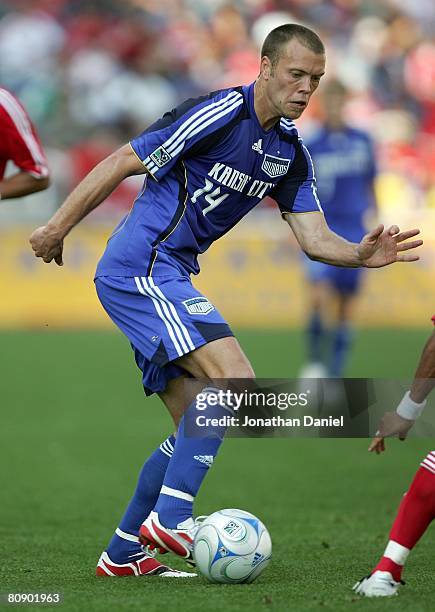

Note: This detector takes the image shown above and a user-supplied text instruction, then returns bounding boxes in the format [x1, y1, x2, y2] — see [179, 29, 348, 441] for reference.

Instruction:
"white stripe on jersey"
[280, 118, 296, 130]
[421, 451, 435, 474]
[0, 88, 49, 177]
[144, 91, 243, 174]
[422, 462, 435, 475]
[167, 97, 244, 161]
[134, 276, 184, 356]
[301, 143, 323, 212]
[147, 277, 196, 352]
[142, 277, 193, 353]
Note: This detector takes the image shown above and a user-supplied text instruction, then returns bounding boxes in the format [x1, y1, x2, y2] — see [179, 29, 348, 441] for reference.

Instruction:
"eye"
[290, 70, 303, 79]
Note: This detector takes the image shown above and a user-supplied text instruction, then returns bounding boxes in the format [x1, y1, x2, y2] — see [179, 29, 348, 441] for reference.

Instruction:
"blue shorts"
[303, 257, 364, 295]
[95, 275, 234, 395]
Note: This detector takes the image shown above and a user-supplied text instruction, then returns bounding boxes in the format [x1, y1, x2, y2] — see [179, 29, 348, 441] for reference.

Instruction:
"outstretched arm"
[369, 330, 435, 454]
[285, 211, 422, 268]
[29, 144, 145, 265]
[0, 172, 50, 199]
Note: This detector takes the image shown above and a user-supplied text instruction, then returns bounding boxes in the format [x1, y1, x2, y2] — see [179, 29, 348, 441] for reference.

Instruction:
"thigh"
[158, 374, 191, 429]
[95, 274, 234, 367]
[175, 336, 255, 379]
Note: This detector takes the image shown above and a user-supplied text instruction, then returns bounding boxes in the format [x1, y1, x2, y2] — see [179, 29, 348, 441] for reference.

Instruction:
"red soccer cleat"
[96, 551, 196, 577]
[139, 511, 206, 566]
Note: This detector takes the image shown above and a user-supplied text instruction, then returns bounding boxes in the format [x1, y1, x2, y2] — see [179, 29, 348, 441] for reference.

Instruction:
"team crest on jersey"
[261, 154, 291, 178]
[150, 145, 172, 167]
[183, 297, 215, 315]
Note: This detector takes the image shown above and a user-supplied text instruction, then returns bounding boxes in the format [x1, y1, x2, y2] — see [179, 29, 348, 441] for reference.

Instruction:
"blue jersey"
[96, 82, 322, 278]
[306, 126, 376, 241]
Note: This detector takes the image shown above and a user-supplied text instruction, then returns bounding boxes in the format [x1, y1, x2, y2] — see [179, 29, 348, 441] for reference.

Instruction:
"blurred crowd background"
[0, 0, 434, 219]
[0, 0, 433, 329]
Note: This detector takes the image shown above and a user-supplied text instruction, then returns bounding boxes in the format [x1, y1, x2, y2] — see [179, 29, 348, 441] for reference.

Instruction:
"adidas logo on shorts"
[193, 455, 214, 467]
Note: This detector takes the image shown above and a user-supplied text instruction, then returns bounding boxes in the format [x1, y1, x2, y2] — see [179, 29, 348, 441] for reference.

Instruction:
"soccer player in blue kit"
[30, 24, 422, 577]
[301, 79, 378, 378]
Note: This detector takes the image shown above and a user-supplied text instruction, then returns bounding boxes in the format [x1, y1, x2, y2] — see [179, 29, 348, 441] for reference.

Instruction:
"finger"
[395, 228, 420, 242]
[369, 437, 383, 452]
[42, 255, 53, 263]
[396, 239, 423, 252]
[388, 225, 400, 236]
[396, 254, 420, 262]
[366, 224, 384, 240]
[54, 254, 63, 266]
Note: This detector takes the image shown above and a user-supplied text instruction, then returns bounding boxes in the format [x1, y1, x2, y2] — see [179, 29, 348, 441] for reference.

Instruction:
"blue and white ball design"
[193, 509, 272, 584]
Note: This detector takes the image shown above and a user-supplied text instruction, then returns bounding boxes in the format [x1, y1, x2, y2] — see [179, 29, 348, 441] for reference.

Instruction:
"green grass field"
[1, 328, 434, 611]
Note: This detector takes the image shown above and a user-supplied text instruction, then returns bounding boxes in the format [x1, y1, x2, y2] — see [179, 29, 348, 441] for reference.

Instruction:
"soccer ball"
[193, 508, 272, 584]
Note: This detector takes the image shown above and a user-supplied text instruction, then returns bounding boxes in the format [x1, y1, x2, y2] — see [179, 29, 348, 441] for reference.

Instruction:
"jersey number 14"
[191, 179, 229, 216]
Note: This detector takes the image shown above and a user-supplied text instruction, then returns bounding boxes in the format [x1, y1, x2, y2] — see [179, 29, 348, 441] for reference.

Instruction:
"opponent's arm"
[0, 172, 50, 199]
[369, 331, 435, 453]
[30, 144, 145, 265]
[284, 210, 422, 268]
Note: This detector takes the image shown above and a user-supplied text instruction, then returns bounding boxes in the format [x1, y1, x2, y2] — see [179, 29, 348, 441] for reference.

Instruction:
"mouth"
[288, 101, 307, 109]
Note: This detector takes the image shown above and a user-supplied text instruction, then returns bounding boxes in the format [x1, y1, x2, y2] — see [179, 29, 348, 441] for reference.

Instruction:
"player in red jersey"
[0, 87, 50, 200]
[354, 315, 435, 596]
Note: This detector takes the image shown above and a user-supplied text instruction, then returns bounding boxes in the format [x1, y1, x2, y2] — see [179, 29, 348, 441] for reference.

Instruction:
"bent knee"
[209, 356, 255, 379]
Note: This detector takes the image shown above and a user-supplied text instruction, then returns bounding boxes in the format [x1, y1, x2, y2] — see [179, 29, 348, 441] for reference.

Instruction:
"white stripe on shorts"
[134, 276, 183, 356]
[146, 277, 196, 352]
[141, 277, 192, 354]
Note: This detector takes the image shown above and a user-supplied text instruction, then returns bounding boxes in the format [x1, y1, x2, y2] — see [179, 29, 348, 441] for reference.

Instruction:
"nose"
[298, 75, 312, 94]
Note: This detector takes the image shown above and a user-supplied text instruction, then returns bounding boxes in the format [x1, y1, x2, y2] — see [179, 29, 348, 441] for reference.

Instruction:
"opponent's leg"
[140, 337, 254, 562]
[354, 453, 435, 596]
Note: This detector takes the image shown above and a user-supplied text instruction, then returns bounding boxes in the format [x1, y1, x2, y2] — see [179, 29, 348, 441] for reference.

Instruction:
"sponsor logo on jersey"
[183, 297, 214, 315]
[193, 454, 214, 467]
[223, 520, 243, 538]
[251, 138, 263, 154]
[261, 154, 291, 178]
[150, 145, 172, 167]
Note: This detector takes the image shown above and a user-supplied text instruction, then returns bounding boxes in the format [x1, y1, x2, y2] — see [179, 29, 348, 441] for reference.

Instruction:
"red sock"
[373, 457, 435, 580]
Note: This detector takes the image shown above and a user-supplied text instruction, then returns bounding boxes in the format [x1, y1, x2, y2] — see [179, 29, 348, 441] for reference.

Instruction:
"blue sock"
[106, 434, 175, 563]
[330, 324, 353, 377]
[154, 394, 227, 528]
[307, 311, 325, 363]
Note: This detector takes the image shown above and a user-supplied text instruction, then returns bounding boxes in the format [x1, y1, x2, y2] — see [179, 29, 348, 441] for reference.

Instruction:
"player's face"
[263, 39, 325, 120]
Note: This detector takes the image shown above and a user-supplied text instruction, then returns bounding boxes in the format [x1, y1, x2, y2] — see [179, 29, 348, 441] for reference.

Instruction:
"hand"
[29, 225, 64, 266]
[357, 225, 422, 268]
[368, 411, 415, 454]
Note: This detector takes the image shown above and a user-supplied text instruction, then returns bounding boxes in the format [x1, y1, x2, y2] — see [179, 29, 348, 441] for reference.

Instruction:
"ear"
[260, 56, 272, 80]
